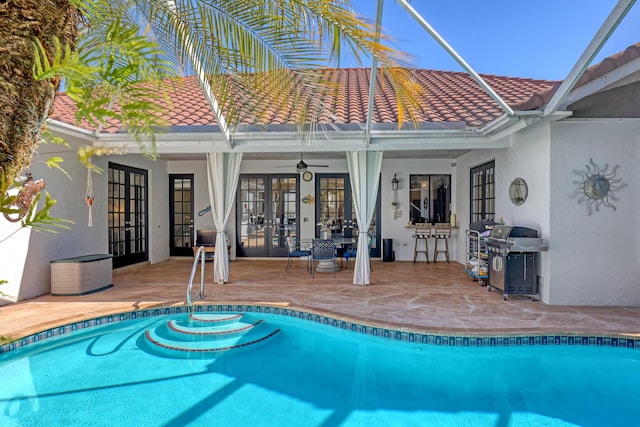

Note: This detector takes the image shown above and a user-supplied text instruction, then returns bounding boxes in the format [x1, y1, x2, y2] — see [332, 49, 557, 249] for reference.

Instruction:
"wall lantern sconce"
[391, 173, 399, 191]
[391, 173, 400, 215]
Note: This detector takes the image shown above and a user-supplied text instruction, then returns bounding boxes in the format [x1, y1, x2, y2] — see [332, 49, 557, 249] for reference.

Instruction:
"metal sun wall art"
[572, 158, 627, 215]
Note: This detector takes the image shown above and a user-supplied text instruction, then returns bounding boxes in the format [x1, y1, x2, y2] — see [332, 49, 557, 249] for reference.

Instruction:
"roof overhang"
[543, 0, 637, 115]
[559, 55, 640, 110]
[44, 1, 636, 161]
[46, 109, 569, 160]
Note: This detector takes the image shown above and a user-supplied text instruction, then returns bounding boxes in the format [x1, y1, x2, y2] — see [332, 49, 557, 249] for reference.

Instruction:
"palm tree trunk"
[0, 0, 79, 183]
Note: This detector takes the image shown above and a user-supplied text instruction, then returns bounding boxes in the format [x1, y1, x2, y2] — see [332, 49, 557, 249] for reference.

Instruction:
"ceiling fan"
[276, 153, 329, 172]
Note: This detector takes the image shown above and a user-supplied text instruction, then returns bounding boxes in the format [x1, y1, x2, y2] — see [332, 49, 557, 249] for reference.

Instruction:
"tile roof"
[575, 42, 640, 88]
[49, 42, 640, 135]
[49, 68, 559, 134]
[512, 42, 640, 111]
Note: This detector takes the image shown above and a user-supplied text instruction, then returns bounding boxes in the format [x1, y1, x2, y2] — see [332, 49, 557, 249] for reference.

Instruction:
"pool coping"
[2, 303, 639, 356]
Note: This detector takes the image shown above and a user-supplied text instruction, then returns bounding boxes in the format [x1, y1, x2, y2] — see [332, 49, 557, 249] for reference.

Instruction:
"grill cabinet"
[485, 226, 546, 300]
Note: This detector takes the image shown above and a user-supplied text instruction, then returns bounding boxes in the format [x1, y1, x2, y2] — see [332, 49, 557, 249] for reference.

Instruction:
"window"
[409, 174, 451, 224]
[470, 161, 495, 222]
[316, 173, 381, 257]
[317, 175, 347, 234]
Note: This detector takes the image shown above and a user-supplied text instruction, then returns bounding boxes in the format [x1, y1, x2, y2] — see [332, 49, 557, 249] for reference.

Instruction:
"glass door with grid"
[316, 174, 381, 257]
[236, 174, 298, 257]
[108, 163, 148, 268]
[169, 174, 194, 256]
[470, 161, 495, 223]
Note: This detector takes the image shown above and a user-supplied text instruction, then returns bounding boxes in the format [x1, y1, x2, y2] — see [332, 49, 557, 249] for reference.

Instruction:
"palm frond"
[21, 192, 73, 233]
[134, 0, 424, 133]
[64, 7, 177, 154]
[64, 0, 424, 149]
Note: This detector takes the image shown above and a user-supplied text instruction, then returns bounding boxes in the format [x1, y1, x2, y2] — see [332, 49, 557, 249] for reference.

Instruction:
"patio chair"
[344, 234, 373, 272]
[311, 239, 337, 278]
[285, 236, 311, 272]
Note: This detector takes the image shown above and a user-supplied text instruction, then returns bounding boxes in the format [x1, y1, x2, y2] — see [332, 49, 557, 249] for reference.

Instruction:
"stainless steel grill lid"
[487, 226, 546, 252]
[489, 226, 537, 240]
[507, 237, 547, 252]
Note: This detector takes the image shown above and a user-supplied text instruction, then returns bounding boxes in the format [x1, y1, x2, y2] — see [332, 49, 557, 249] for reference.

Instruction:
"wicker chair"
[311, 239, 337, 278]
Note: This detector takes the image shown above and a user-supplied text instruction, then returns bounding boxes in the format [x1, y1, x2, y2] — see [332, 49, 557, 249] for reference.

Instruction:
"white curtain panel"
[346, 151, 383, 285]
[206, 152, 243, 284]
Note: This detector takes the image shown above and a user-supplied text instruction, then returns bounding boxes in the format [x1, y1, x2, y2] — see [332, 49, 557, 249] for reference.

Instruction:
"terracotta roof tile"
[51, 43, 640, 133]
[511, 43, 640, 111]
[50, 67, 561, 133]
[575, 42, 640, 88]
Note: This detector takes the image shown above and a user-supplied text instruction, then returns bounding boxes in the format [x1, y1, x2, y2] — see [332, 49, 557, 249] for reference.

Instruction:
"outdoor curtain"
[206, 152, 243, 284]
[346, 151, 383, 285]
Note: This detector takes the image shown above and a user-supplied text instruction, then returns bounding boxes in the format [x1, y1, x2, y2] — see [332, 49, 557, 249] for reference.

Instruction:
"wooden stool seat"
[433, 225, 451, 263]
[412, 224, 431, 263]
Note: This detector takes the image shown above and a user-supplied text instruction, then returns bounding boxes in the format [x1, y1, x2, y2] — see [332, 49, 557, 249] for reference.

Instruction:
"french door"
[108, 163, 148, 268]
[236, 174, 299, 257]
[169, 174, 194, 256]
[316, 173, 381, 257]
[470, 161, 495, 223]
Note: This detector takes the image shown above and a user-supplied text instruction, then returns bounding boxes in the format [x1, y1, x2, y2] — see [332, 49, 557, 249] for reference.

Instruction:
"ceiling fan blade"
[274, 154, 327, 171]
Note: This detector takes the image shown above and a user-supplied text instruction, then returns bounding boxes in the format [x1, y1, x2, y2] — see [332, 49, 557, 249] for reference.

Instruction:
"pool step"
[142, 313, 279, 358]
[188, 313, 242, 325]
[166, 319, 264, 340]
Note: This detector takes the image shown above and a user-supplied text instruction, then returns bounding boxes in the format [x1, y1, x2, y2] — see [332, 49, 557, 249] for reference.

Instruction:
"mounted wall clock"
[302, 171, 313, 182]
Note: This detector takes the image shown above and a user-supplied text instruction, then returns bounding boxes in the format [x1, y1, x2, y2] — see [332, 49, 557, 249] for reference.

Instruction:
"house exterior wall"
[0, 140, 169, 305]
[1, 137, 101, 305]
[380, 159, 458, 261]
[549, 119, 640, 306]
[168, 157, 459, 261]
[455, 121, 552, 302]
[453, 117, 640, 306]
[105, 153, 170, 265]
[5, 118, 638, 307]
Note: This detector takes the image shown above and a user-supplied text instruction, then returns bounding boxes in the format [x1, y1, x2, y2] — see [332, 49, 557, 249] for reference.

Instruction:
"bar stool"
[413, 223, 431, 263]
[433, 224, 451, 263]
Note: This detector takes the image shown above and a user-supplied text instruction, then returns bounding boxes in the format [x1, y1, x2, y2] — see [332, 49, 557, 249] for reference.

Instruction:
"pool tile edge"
[2, 304, 639, 356]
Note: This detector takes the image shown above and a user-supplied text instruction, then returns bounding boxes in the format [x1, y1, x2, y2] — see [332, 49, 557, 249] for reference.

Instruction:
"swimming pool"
[1, 305, 639, 426]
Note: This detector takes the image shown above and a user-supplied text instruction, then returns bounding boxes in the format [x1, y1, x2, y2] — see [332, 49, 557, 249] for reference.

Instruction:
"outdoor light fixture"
[391, 173, 400, 215]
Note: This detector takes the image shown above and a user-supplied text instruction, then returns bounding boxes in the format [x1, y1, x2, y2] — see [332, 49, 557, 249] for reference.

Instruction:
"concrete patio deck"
[2, 258, 640, 342]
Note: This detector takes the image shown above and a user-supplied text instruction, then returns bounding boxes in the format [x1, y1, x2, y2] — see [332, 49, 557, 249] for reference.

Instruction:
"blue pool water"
[1, 310, 639, 426]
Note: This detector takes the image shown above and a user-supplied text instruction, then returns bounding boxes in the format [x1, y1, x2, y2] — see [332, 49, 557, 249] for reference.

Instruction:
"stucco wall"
[4, 118, 638, 307]
[455, 121, 552, 302]
[454, 118, 640, 306]
[380, 160, 458, 261]
[0, 137, 103, 304]
[168, 157, 459, 262]
[549, 119, 640, 306]
[105, 154, 170, 264]
[0, 140, 169, 305]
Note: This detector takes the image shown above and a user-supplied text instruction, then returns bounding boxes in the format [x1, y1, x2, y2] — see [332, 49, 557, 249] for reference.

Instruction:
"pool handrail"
[187, 246, 207, 307]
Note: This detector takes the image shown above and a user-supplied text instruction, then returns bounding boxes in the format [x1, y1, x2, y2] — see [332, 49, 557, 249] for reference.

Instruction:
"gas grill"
[485, 226, 547, 300]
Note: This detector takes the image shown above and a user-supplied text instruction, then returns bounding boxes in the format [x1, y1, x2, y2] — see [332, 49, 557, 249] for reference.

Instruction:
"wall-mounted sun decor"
[572, 158, 627, 215]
